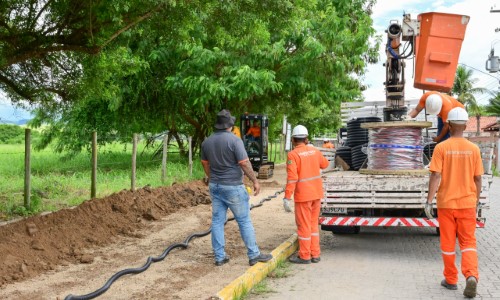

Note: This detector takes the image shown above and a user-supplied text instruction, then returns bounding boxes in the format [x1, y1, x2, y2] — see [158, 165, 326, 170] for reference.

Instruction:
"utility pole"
[492, 5, 500, 32]
[486, 7, 500, 73]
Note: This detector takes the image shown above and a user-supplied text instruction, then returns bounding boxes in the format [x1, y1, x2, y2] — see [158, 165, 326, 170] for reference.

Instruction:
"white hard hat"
[425, 94, 443, 115]
[292, 125, 308, 138]
[447, 107, 469, 124]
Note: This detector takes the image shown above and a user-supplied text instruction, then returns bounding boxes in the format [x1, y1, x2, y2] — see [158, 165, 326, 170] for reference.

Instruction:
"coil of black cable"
[335, 146, 352, 168]
[423, 142, 437, 163]
[351, 144, 367, 171]
[346, 117, 381, 148]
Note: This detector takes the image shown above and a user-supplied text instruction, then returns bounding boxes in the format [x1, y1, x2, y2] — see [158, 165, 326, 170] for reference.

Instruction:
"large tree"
[452, 65, 487, 135]
[25, 0, 380, 153]
[0, 0, 176, 104]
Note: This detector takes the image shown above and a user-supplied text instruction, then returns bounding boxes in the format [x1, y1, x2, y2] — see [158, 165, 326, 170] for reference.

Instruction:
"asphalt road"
[252, 177, 500, 300]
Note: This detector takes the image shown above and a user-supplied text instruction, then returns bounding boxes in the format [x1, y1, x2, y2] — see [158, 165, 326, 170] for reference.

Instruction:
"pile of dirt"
[0, 181, 211, 287]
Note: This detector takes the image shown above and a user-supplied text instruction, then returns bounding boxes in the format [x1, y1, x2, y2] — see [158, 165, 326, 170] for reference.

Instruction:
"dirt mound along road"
[0, 164, 294, 299]
[0, 181, 211, 287]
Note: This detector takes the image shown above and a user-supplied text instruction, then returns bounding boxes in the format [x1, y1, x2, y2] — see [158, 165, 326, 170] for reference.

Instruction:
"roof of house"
[464, 116, 498, 133]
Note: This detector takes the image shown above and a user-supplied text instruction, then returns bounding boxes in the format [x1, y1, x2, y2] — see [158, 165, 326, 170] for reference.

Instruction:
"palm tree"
[486, 92, 500, 116]
[452, 65, 488, 136]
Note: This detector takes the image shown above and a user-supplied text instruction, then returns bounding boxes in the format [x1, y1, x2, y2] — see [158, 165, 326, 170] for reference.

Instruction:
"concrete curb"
[215, 234, 298, 300]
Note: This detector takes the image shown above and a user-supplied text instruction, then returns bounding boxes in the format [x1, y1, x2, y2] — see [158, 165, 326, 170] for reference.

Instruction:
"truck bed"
[320, 170, 492, 228]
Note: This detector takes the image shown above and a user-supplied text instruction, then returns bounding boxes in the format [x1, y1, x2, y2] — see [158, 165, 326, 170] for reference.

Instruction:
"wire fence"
[1, 130, 197, 211]
[1, 129, 288, 214]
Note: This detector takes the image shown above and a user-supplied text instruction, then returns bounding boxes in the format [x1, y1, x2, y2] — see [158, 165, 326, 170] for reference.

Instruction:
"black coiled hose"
[64, 189, 284, 300]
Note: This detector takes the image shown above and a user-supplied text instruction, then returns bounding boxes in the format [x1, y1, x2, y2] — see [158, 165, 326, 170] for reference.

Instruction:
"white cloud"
[363, 0, 500, 105]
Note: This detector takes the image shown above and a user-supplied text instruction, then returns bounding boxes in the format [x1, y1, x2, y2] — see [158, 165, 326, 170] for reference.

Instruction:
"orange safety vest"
[285, 144, 329, 202]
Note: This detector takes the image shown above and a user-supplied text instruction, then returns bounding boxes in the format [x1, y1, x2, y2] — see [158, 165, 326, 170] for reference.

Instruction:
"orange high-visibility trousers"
[438, 208, 478, 284]
[295, 199, 321, 260]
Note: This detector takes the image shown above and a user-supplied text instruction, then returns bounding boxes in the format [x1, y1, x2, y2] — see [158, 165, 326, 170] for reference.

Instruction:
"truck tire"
[321, 225, 361, 234]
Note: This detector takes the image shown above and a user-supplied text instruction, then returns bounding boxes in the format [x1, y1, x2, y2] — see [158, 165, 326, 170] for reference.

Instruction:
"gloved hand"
[402, 114, 413, 121]
[283, 198, 292, 213]
[424, 202, 435, 219]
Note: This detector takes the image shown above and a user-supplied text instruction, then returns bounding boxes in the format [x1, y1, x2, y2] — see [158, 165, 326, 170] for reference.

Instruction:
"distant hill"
[0, 118, 31, 125]
[15, 119, 31, 125]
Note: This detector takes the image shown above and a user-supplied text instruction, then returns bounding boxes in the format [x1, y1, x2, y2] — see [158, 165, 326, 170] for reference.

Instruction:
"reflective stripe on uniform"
[287, 180, 298, 184]
[311, 232, 319, 236]
[461, 248, 477, 253]
[298, 235, 311, 241]
[441, 250, 456, 255]
[297, 175, 322, 183]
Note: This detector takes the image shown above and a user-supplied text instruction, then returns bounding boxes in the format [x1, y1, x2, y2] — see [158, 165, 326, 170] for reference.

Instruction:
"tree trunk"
[476, 115, 480, 136]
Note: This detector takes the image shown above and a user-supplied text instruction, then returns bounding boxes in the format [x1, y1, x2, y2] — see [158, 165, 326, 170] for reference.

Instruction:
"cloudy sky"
[363, 0, 500, 105]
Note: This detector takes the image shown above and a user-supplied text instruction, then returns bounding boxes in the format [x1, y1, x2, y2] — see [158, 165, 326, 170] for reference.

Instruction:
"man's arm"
[239, 160, 260, 196]
[474, 175, 482, 204]
[408, 104, 424, 118]
[427, 171, 441, 203]
[433, 123, 449, 142]
[201, 160, 210, 185]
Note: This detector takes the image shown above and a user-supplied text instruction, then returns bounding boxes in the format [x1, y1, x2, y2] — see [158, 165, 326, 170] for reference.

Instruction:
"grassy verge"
[0, 142, 204, 219]
[0, 141, 285, 220]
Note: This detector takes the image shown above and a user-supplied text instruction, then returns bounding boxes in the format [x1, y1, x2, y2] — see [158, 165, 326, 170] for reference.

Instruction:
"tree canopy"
[2, 0, 380, 153]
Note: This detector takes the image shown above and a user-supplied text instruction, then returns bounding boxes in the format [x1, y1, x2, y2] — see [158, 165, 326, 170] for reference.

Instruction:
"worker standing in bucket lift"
[406, 91, 464, 143]
[283, 125, 329, 264]
[425, 107, 483, 298]
[201, 109, 272, 267]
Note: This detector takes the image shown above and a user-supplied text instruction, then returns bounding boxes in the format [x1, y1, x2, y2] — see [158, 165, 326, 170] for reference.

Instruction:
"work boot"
[311, 257, 321, 263]
[249, 253, 273, 266]
[440, 279, 457, 290]
[289, 256, 311, 264]
[463, 276, 478, 298]
[215, 256, 230, 266]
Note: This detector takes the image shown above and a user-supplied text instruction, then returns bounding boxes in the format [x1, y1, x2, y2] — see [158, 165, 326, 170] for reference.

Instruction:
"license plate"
[326, 207, 347, 214]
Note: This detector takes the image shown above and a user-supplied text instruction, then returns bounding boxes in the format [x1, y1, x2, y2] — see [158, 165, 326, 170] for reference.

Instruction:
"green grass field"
[0, 141, 286, 220]
[0, 141, 206, 219]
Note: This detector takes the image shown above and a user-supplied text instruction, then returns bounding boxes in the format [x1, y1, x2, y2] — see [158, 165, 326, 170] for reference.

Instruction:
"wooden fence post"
[91, 131, 97, 198]
[162, 134, 168, 184]
[188, 136, 193, 176]
[131, 133, 138, 191]
[24, 128, 31, 210]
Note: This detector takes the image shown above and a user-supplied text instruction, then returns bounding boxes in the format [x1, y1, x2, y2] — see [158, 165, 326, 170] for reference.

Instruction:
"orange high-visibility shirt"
[429, 137, 484, 209]
[418, 91, 464, 122]
[285, 144, 329, 202]
[323, 142, 334, 149]
[246, 126, 261, 138]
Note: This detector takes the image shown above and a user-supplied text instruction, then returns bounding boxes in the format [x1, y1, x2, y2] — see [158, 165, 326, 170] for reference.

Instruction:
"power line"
[459, 62, 500, 81]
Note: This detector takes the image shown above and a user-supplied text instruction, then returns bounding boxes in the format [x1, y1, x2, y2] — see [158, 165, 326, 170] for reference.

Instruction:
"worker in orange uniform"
[323, 139, 334, 149]
[284, 125, 329, 264]
[425, 107, 483, 298]
[245, 120, 261, 141]
[407, 91, 465, 142]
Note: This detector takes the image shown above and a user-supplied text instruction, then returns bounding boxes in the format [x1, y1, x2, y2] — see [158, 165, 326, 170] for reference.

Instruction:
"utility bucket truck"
[319, 12, 493, 234]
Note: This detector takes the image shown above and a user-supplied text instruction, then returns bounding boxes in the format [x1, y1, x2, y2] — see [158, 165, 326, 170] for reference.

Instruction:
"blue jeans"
[437, 116, 450, 142]
[209, 183, 260, 262]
